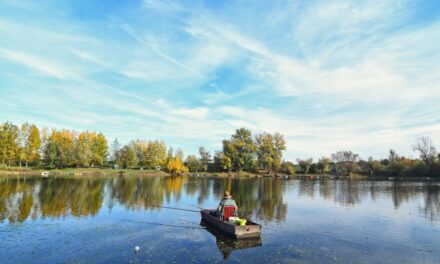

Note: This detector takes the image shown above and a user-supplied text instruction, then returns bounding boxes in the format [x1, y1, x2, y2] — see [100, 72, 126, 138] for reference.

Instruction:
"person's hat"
[223, 191, 232, 198]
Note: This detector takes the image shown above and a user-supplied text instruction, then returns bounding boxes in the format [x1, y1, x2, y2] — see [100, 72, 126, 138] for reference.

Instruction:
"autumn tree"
[167, 156, 188, 175]
[74, 131, 108, 167]
[17, 124, 41, 167]
[128, 139, 167, 169]
[44, 129, 76, 168]
[0, 122, 19, 166]
[16, 123, 41, 167]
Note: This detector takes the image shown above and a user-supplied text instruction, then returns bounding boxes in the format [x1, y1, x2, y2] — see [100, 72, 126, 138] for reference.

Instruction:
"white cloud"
[0, 48, 73, 79]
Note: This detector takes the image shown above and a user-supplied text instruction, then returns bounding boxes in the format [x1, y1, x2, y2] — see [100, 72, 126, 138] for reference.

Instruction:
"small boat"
[41, 171, 50, 177]
[200, 209, 261, 239]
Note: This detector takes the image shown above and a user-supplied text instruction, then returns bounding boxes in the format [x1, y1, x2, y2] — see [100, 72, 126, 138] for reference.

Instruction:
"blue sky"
[0, 0, 439, 160]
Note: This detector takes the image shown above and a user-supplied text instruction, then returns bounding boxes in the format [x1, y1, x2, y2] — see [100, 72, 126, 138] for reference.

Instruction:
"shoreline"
[0, 168, 437, 181]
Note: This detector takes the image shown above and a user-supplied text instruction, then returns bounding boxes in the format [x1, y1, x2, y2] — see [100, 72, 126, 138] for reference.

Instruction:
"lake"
[1, 175, 439, 263]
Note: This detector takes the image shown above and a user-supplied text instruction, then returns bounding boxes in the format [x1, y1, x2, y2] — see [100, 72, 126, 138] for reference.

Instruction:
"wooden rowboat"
[200, 209, 262, 239]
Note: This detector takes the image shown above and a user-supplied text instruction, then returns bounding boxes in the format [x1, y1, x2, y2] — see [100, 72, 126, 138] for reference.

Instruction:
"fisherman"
[217, 191, 238, 218]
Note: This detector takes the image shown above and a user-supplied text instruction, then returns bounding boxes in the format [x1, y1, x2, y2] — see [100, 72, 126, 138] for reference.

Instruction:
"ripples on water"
[0, 175, 439, 263]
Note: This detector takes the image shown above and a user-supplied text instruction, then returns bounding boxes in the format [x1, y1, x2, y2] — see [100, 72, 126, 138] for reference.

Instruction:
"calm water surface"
[1, 175, 439, 263]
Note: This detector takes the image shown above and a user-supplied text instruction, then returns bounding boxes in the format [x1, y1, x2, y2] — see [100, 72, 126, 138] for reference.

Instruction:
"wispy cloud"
[0, 48, 73, 79]
[0, 0, 439, 160]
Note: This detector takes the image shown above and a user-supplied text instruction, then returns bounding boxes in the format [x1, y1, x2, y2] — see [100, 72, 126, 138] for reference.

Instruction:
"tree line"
[1, 121, 439, 177]
[293, 137, 440, 178]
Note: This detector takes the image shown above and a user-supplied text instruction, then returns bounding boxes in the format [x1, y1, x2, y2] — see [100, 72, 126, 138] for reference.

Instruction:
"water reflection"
[201, 220, 262, 260]
[1, 176, 440, 224]
[421, 184, 440, 222]
[0, 177, 103, 223]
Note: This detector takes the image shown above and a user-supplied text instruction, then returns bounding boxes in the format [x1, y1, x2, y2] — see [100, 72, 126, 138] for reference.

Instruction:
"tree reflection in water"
[0, 176, 439, 224]
[0, 176, 104, 223]
[421, 184, 440, 223]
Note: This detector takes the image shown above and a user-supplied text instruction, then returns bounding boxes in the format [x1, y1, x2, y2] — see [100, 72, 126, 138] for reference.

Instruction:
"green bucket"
[238, 219, 247, 226]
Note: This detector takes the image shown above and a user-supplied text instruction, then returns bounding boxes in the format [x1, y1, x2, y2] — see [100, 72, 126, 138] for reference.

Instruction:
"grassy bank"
[0, 167, 436, 180]
[0, 167, 168, 177]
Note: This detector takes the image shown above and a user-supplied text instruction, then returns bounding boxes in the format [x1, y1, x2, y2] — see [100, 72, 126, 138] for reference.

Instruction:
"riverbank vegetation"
[1, 121, 440, 178]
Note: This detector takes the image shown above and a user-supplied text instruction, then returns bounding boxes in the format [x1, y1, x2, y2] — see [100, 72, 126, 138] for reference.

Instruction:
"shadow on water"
[200, 219, 262, 260]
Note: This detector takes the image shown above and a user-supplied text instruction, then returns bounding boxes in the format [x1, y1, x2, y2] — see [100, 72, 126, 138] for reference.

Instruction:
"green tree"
[317, 157, 332, 174]
[198, 146, 211, 172]
[255, 132, 286, 174]
[222, 128, 257, 174]
[212, 151, 224, 171]
[91, 133, 108, 166]
[116, 145, 138, 169]
[145, 140, 167, 169]
[281, 161, 296, 175]
[75, 131, 94, 167]
[297, 158, 313, 174]
[365, 157, 383, 176]
[185, 155, 201, 173]
[219, 150, 233, 174]
[331, 151, 359, 176]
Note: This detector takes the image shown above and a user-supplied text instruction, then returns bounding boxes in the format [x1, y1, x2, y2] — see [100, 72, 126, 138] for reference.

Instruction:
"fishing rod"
[144, 204, 200, 213]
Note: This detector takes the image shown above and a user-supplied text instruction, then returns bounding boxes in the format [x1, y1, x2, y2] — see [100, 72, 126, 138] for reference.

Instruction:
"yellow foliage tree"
[167, 157, 188, 175]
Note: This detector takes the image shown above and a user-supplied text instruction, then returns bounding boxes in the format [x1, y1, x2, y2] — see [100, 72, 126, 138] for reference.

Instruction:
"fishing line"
[116, 218, 206, 230]
[183, 203, 204, 209]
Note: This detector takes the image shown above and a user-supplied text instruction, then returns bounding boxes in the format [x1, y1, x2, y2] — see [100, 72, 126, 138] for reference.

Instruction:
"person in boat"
[217, 191, 238, 219]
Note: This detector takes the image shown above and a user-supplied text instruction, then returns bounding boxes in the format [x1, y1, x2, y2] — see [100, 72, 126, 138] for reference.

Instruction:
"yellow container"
[238, 219, 247, 226]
